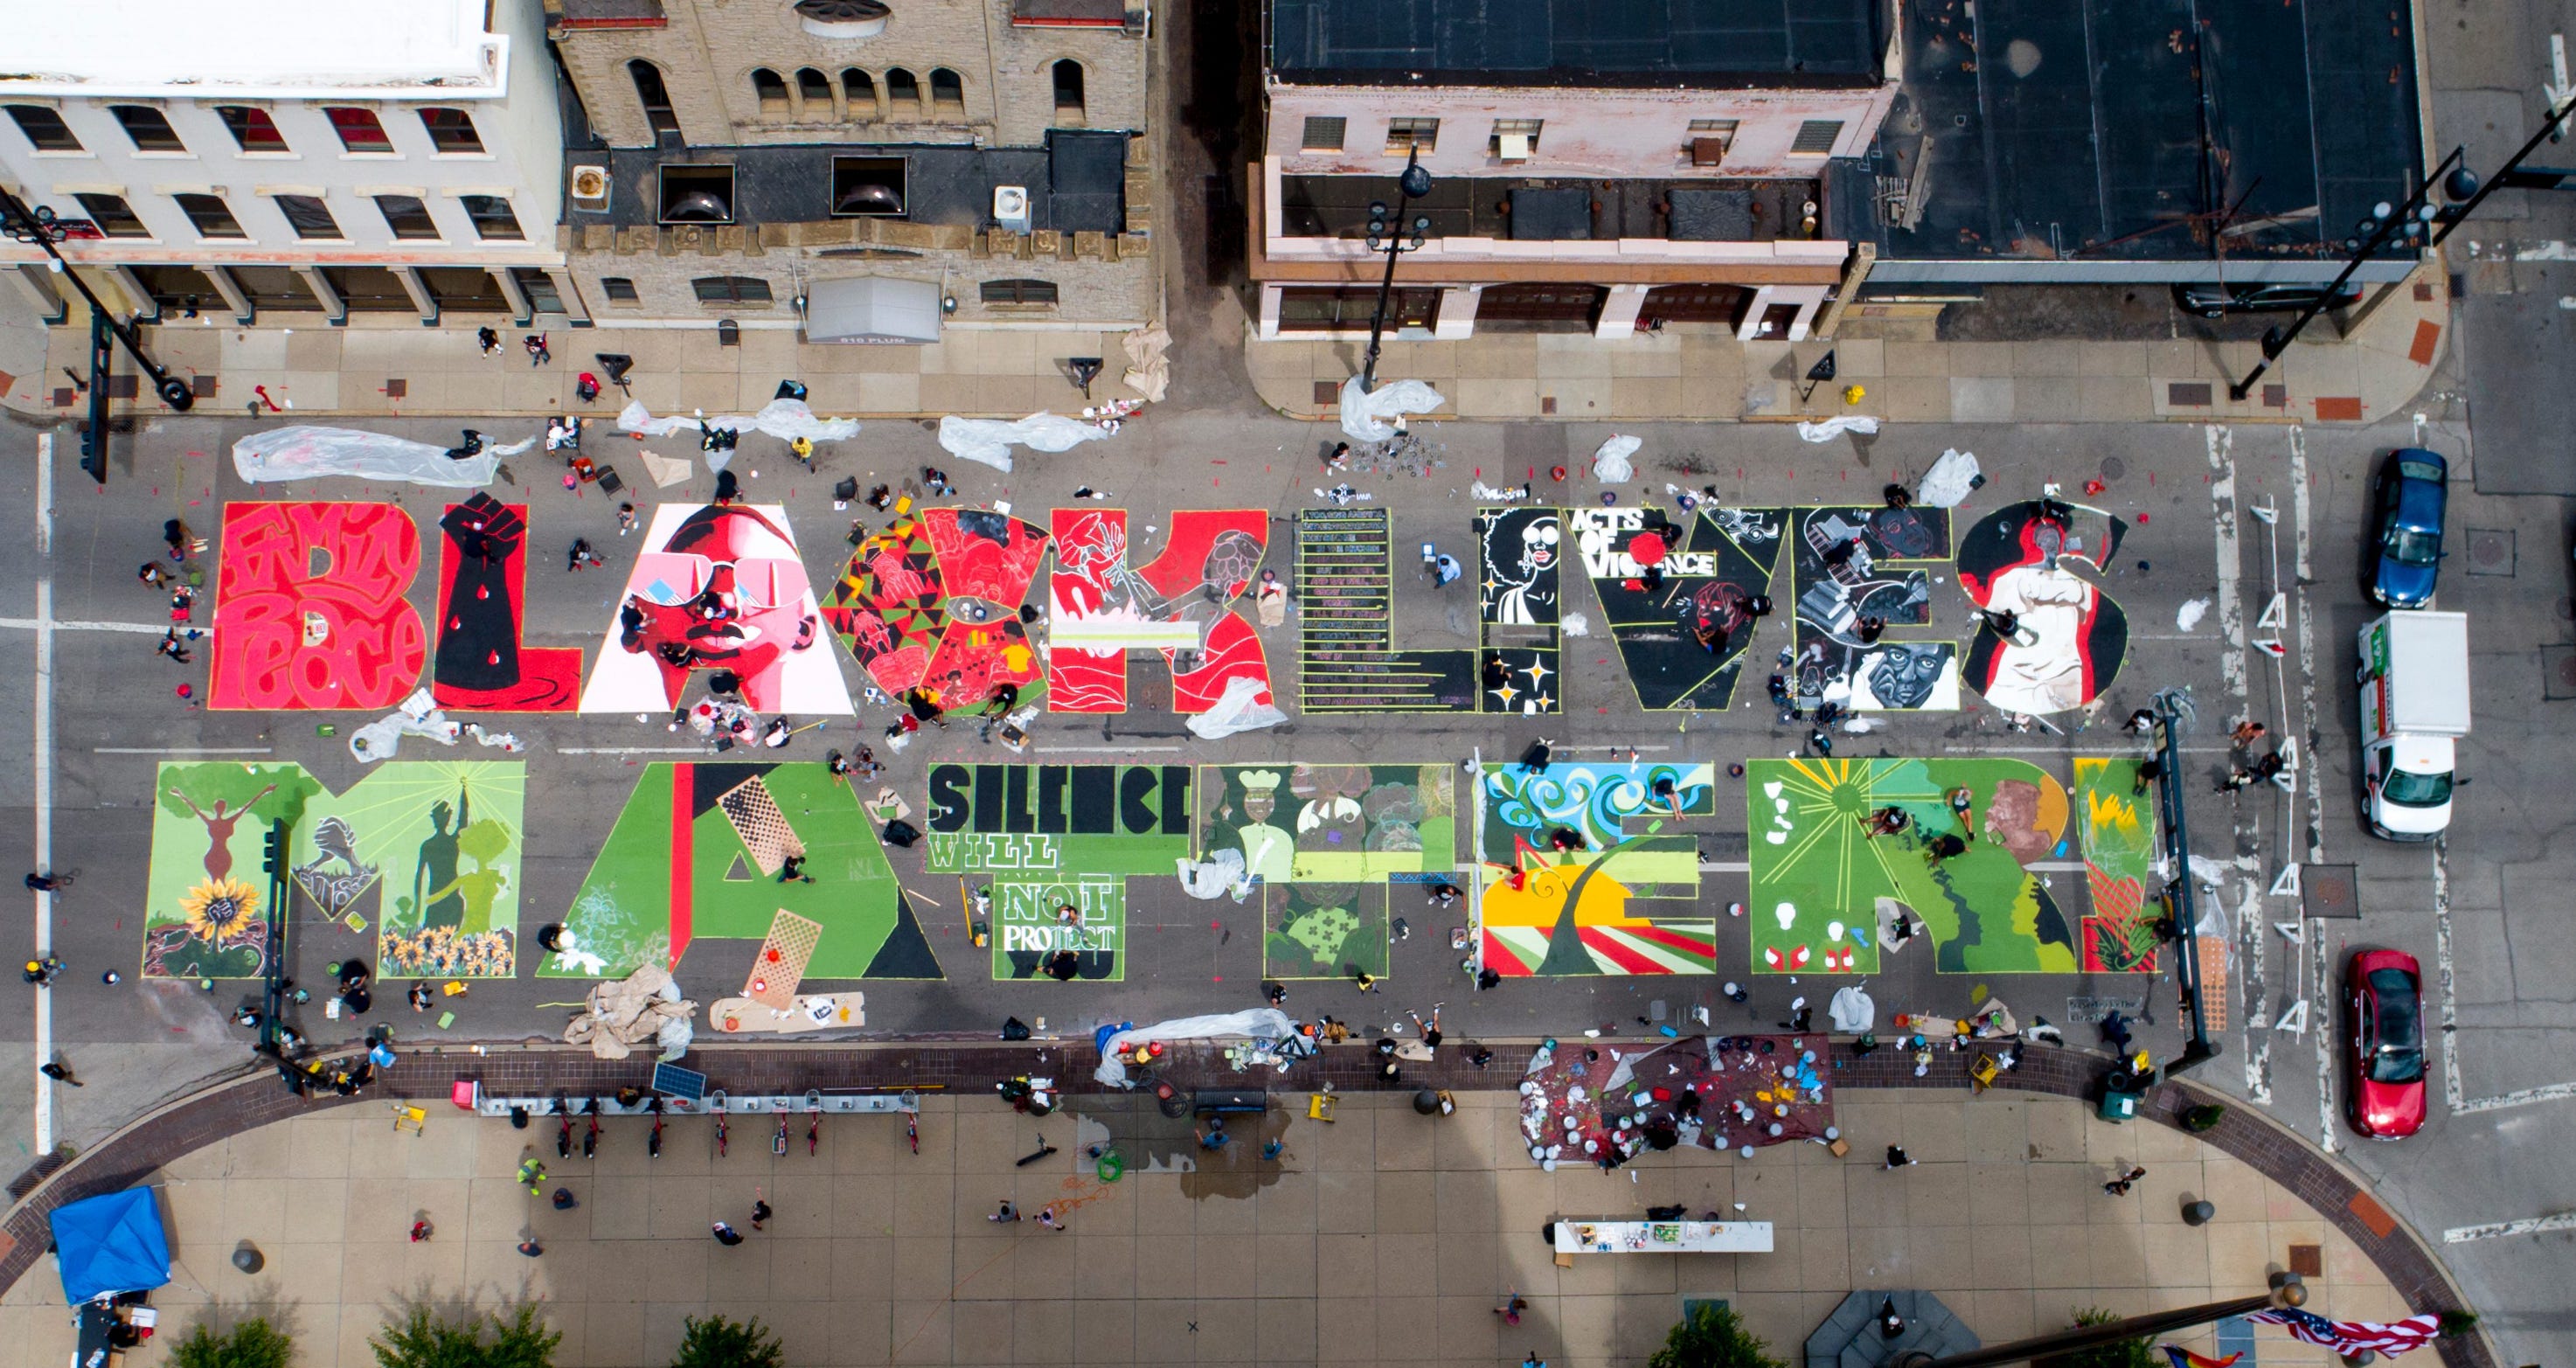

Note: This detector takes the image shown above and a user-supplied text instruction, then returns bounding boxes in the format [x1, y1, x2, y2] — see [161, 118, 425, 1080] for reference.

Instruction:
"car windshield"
[2398, 459, 2444, 482]
[2368, 968, 2423, 1082]
[2380, 767, 2453, 808]
[2385, 526, 2441, 566]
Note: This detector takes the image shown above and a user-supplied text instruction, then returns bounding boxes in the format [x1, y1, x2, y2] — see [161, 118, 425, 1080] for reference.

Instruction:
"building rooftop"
[0, 0, 509, 99]
[1843, 0, 2423, 269]
[1266, 0, 1885, 87]
[576, 132, 1129, 234]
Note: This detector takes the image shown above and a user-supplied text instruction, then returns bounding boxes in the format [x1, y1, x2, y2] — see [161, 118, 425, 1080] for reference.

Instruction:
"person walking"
[1496, 1292, 1528, 1326]
[1882, 1144, 1915, 1170]
[989, 1200, 1021, 1224]
[1409, 1005, 1443, 1049]
[1036, 1205, 1065, 1231]
[751, 1192, 773, 1230]
[23, 871, 64, 892]
[524, 332, 552, 366]
[477, 327, 501, 357]
[2231, 720, 2267, 748]
[2102, 1164, 2146, 1197]
[712, 1220, 745, 1246]
[517, 1239, 544, 1257]
[156, 630, 191, 664]
[517, 1157, 547, 1193]
[40, 1060, 81, 1087]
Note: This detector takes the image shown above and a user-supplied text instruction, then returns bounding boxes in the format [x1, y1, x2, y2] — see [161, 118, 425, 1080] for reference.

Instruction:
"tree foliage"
[2043, 1308, 2156, 1368]
[169, 1317, 294, 1368]
[1648, 1302, 1788, 1368]
[672, 1314, 786, 1368]
[371, 1302, 559, 1368]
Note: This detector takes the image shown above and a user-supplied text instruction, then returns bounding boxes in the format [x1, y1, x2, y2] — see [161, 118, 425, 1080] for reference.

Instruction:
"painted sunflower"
[178, 877, 262, 945]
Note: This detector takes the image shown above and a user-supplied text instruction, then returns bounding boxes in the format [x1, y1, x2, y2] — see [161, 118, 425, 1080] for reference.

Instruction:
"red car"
[2344, 948, 2427, 1139]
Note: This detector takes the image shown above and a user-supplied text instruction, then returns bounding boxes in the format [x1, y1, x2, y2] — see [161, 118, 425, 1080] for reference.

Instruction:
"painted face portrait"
[623, 504, 819, 708]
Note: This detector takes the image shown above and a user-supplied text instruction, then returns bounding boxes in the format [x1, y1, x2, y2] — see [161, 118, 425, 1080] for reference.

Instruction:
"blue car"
[2368, 449, 2447, 608]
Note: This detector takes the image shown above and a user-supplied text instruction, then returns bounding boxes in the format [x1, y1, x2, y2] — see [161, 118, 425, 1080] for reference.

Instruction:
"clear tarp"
[233, 426, 536, 487]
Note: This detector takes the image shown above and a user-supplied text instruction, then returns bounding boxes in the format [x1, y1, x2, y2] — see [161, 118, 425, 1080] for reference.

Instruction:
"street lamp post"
[1357, 149, 1433, 395]
[0, 186, 197, 416]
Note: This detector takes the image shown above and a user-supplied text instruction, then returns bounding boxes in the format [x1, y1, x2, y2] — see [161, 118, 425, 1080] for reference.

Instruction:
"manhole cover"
[2551, 646, 2576, 700]
[2303, 865, 2359, 920]
[2466, 528, 2515, 576]
[2099, 455, 2127, 481]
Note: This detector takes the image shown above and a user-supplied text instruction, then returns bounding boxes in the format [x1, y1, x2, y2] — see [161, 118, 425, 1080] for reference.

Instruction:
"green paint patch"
[2073, 758, 2161, 974]
[1746, 757, 2080, 975]
[1264, 883, 1390, 980]
[991, 876, 1124, 981]
[1198, 764, 1452, 983]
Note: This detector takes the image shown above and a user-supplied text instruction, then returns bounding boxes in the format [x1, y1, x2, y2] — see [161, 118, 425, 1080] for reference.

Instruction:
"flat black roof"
[573, 131, 1128, 234]
[1267, 0, 1884, 87]
[1843, 0, 2423, 265]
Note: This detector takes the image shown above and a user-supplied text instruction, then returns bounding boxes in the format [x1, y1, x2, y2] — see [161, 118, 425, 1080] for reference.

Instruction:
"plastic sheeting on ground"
[935, 412, 1112, 471]
[349, 688, 462, 763]
[1795, 415, 1880, 443]
[564, 962, 698, 1060]
[1829, 984, 1876, 1034]
[1121, 324, 1171, 403]
[1174, 848, 1255, 901]
[233, 426, 535, 488]
[1918, 448, 1982, 508]
[1592, 434, 1641, 483]
[1185, 674, 1288, 740]
[614, 398, 859, 445]
[1094, 1008, 1298, 1087]
[1338, 376, 1447, 444]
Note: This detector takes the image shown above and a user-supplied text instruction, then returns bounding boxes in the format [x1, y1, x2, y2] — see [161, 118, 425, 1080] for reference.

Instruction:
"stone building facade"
[546, 0, 1155, 331]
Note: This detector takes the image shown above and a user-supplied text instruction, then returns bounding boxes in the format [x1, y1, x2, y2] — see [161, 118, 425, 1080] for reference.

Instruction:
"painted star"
[1532, 691, 1554, 710]
[1490, 681, 1521, 705]
[1523, 657, 1551, 687]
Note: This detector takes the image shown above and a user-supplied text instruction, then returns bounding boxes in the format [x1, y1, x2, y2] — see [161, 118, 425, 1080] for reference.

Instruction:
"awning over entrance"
[802, 274, 942, 344]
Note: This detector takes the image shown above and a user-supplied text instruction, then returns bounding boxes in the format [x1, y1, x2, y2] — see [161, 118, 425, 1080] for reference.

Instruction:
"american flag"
[2249, 1308, 2443, 1357]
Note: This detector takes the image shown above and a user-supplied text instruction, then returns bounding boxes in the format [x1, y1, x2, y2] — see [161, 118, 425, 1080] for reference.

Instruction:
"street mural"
[1746, 756, 2088, 976]
[432, 495, 582, 712]
[1477, 760, 1718, 976]
[1788, 504, 1960, 712]
[924, 762, 1194, 980]
[1296, 507, 1560, 713]
[1197, 763, 1456, 979]
[1046, 508, 1271, 713]
[210, 502, 427, 711]
[550, 762, 936, 982]
[2073, 758, 2162, 973]
[1570, 505, 1785, 711]
[823, 505, 1051, 710]
[144, 760, 524, 979]
[1955, 499, 2130, 714]
[579, 503, 853, 716]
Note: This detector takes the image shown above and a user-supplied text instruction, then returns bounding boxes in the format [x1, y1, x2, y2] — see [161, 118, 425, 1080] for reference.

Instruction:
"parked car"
[2343, 948, 2427, 1139]
[2367, 448, 2448, 608]
[2171, 281, 2365, 318]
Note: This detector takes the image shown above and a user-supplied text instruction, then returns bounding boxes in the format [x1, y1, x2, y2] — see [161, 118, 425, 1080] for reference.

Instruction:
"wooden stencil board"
[711, 991, 866, 1034]
[744, 908, 824, 1009]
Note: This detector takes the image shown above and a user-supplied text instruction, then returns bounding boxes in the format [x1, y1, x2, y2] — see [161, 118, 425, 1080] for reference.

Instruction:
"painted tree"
[370, 1303, 558, 1368]
[169, 1317, 293, 1368]
[671, 1315, 785, 1368]
[157, 762, 323, 880]
[1647, 1303, 1788, 1368]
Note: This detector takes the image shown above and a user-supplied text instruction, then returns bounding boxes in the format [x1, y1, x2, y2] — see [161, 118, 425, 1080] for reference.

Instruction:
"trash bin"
[2098, 1070, 2145, 1122]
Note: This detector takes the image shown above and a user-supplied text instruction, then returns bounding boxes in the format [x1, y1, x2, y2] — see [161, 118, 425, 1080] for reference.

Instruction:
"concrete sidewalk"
[0, 319, 1135, 425]
[1247, 277, 2452, 428]
[0, 1088, 2417, 1368]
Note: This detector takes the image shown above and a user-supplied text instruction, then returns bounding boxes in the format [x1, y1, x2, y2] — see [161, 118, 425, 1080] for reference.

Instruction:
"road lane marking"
[2210, 426, 2272, 1105]
[0, 617, 197, 635]
[2431, 840, 2576, 1115]
[2443, 1212, 2576, 1242]
[93, 746, 274, 755]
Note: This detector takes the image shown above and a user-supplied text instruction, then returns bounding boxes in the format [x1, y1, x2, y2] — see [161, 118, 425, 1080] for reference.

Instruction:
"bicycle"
[807, 1103, 821, 1157]
[714, 1105, 729, 1159]
[906, 1110, 918, 1156]
[554, 1097, 572, 1160]
[771, 1108, 789, 1157]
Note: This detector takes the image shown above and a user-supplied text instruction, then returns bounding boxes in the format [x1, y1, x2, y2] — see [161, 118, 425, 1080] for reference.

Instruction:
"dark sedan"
[2367, 448, 2447, 608]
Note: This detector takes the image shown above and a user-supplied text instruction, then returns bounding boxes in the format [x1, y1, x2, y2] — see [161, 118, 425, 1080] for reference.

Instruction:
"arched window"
[629, 60, 681, 140]
[751, 68, 790, 119]
[929, 67, 965, 119]
[1052, 59, 1086, 126]
[795, 67, 834, 118]
[884, 68, 920, 118]
[841, 68, 878, 120]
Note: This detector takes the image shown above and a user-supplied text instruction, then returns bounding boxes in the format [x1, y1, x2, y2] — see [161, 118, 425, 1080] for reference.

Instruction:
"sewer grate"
[2466, 528, 2514, 576]
[2099, 455, 2127, 481]
[2167, 382, 2212, 406]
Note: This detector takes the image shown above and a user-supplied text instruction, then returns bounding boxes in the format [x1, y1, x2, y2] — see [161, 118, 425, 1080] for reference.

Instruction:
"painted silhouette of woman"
[171, 783, 276, 880]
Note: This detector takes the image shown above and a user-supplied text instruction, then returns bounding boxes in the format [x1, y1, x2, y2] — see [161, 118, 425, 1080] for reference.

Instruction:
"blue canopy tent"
[48, 1189, 170, 1304]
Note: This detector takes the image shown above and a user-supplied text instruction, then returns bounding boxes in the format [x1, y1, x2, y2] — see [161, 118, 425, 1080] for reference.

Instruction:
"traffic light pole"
[80, 309, 111, 484]
[258, 820, 290, 1060]
[0, 185, 195, 427]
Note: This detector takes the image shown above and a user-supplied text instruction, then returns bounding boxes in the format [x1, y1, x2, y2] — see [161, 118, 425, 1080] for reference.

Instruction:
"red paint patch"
[669, 763, 694, 968]
[209, 501, 425, 710]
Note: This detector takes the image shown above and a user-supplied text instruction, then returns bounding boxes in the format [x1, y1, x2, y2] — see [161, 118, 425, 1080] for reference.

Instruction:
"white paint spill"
[2176, 598, 2210, 632]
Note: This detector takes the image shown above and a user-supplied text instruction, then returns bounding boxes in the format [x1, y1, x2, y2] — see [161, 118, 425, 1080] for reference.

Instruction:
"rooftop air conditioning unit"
[992, 184, 1031, 233]
[1497, 133, 1531, 162]
[570, 164, 611, 212]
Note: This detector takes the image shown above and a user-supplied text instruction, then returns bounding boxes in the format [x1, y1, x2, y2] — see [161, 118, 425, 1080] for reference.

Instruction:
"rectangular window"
[601, 276, 642, 303]
[691, 275, 772, 304]
[274, 193, 344, 240]
[1789, 119, 1844, 156]
[111, 105, 185, 153]
[1489, 118, 1543, 159]
[1687, 118, 1739, 166]
[7, 105, 83, 152]
[216, 106, 289, 153]
[461, 194, 524, 241]
[374, 194, 441, 240]
[511, 267, 566, 315]
[1385, 117, 1439, 154]
[419, 108, 484, 155]
[659, 164, 736, 224]
[326, 107, 394, 154]
[173, 192, 246, 239]
[73, 193, 149, 239]
[979, 277, 1059, 306]
[1299, 116, 1346, 153]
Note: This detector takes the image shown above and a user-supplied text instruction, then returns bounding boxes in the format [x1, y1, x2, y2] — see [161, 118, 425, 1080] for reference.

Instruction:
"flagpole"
[1895, 1279, 2304, 1368]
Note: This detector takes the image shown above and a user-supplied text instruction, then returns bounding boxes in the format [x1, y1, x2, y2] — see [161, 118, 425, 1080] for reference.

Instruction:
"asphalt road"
[0, 391, 2567, 1361]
